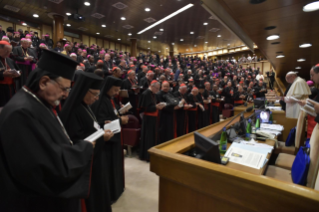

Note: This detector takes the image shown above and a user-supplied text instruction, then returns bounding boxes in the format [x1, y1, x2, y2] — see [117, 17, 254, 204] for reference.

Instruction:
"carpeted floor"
[112, 153, 159, 212]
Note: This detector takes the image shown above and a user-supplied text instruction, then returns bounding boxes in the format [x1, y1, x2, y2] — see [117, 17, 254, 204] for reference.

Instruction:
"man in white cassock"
[284, 71, 311, 118]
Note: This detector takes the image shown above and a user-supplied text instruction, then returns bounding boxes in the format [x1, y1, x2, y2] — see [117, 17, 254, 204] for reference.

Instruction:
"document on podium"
[225, 145, 267, 169]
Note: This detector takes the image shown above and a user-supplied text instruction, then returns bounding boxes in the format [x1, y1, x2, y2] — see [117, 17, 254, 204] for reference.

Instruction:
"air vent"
[144, 17, 156, 23]
[91, 13, 105, 19]
[197, 36, 205, 39]
[122, 25, 134, 29]
[4, 5, 20, 12]
[78, 27, 88, 31]
[48, 0, 64, 4]
[154, 32, 163, 35]
[209, 28, 220, 32]
[112, 2, 128, 10]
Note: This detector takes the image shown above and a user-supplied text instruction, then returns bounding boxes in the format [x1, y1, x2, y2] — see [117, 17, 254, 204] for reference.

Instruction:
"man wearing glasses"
[0, 49, 96, 212]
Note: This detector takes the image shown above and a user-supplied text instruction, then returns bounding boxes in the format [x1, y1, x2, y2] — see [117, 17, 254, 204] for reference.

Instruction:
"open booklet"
[118, 102, 132, 114]
[104, 119, 121, 134]
[301, 98, 317, 117]
[84, 129, 105, 143]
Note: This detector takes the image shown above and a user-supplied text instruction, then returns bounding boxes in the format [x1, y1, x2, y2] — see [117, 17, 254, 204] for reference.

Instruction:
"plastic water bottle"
[255, 115, 260, 129]
[220, 128, 228, 154]
[246, 119, 252, 139]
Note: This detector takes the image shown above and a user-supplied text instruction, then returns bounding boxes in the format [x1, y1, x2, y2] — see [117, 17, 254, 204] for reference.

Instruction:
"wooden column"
[130, 38, 137, 57]
[53, 15, 64, 45]
[169, 44, 174, 57]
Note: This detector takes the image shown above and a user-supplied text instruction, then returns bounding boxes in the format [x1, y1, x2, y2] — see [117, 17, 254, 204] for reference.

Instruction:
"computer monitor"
[194, 132, 221, 164]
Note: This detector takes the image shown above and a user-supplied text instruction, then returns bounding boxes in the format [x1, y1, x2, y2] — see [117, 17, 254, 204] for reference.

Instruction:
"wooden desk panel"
[149, 115, 319, 212]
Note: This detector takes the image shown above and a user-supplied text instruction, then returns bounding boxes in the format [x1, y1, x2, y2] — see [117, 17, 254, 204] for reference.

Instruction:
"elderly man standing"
[284, 71, 310, 118]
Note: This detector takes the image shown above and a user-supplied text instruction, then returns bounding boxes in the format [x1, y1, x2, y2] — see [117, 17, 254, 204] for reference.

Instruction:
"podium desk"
[149, 115, 319, 212]
[233, 104, 299, 141]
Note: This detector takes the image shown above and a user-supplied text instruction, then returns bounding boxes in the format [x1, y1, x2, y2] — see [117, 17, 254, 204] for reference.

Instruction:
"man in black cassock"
[13, 38, 37, 89]
[61, 72, 114, 212]
[139, 70, 154, 90]
[139, 80, 165, 161]
[0, 49, 95, 212]
[91, 76, 129, 202]
[157, 81, 175, 143]
[121, 70, 140, 115]
[0, 41, 20, 107]
[254, 80, 267, 98]
[233, 85, 247, 106]
[40, 34, 54, 49]
[197, 84, 209, 129]
[174, 83, 191, 136]
[210, 84, 221, 124]
[187, 87, 204, 132]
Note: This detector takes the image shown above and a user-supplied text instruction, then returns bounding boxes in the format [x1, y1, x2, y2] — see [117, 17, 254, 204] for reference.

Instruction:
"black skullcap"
[6, 27, 14, 33]
[37, 49, 78, 80]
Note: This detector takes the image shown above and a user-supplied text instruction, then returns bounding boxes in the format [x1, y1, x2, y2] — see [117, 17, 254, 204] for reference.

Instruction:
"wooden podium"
[149, 114, 319, 212]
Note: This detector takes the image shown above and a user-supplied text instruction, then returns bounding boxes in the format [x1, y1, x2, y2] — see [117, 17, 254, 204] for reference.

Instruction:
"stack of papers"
[260, 123, 284, 131]
[84, 129, 105, 143]
[225, 143, 268, 169]
[104, 119, 121, 134]
[301, 98, 317, 117]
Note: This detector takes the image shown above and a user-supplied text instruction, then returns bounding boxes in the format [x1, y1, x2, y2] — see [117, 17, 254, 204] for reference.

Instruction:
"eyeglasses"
[89, 90, 100, 97]
[51, 80, 71, 93]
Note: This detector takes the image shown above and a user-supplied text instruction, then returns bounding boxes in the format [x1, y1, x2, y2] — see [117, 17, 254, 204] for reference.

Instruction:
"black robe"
[0, 57, 19, 107]
[12, 46, 37, 89]
[0, 89, 93, 212]
[63, 103, 112, 212]
[173, 91, 188, 136]
[187, 93, 199, 132]
[210, 90, 220, 124]
[91, 78, 124, 203]
[138, 89, 159, 161]
[121, 78, 139, 116]
[157, 91, 175, 143]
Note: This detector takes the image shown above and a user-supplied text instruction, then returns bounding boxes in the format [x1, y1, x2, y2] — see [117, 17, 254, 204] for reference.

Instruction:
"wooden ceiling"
[217, 0, 319, 78]
[0, 0, 243, 54]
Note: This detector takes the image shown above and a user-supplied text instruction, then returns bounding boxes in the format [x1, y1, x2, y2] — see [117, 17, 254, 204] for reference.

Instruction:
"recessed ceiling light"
[203, 22, 208, 25]
[190, 32, 194, 34]
[145, 8, 151, 12]
[101, 24, 106, 27]
[153, 36, 157, 39]
[118, 38, 121, 40]
[296, 66, 302, 69]
[159, 29, 164, 31]
[227, 43, 230, 45]
[148, 48, 150, 49]
[303, 1, 319, 12]
[148, 41, 151, 43]
[186, 49, 189, 51]
[205, 41, 208, 43]
[96, 32, 100, 34]
[62, 38, 66, 41]
[267, 35, 280, 40]
[22, 23, 27, 26]
[299, 43, 312, 48]
[128, 33, 132, 36]
[217, 35, 221, 37]
[180, 39, 184, 41]
[166, 48, 168, 49]
[158, 51, 161, 52]
[194, 45, 197, 47]
[66, 24, 71, 27]
[276, 55, 285, 58]
[84, 2, 90, 6]
[33, 14, 39, 18]
[121, 17, 126, 20]
[172, 43, 175, 45]
[137, 4, 194, 34]
[297, 58, 306, 62]
[66, 13, 72, 16]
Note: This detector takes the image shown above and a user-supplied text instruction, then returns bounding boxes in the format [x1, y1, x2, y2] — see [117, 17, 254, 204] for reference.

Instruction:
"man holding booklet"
[60, 72, 114, 212]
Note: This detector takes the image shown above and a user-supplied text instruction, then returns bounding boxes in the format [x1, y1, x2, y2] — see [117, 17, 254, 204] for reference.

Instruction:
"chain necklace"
[22, 87, 73, 145]
[21, 46, 29, 57]
[82, 104, 98, 122]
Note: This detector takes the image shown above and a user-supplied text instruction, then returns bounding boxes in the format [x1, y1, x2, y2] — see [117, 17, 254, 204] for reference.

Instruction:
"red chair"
[122, 114, 141, 157]
[222, 104, 234, 118]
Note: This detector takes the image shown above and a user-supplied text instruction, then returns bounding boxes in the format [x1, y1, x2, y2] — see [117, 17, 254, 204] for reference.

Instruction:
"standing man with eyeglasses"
[0, 49, 97, 212]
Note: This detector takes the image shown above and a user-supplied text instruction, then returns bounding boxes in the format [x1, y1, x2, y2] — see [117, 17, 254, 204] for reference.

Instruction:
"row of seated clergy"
[265, 110, 319, 188]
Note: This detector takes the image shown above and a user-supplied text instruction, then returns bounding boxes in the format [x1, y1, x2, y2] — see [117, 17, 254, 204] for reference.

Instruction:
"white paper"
[266, 106, 282, 111]
[260, 123, 284, 131]
[225, 145, 267, 169]
[118, 102, 132, 114]
[84, 129, 105, 143]
[104, 119, 121, 134]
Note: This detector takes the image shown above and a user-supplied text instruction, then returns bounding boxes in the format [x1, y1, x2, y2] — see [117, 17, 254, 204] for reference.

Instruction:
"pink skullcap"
[20, 38, 27, 42]
[78, 48, 82, 51]
[45, 34, 50, 37]
[39, 43, 46, 46]
[26, 34, 31, 37]
[307, 80, 314, 86]
[87, 54, 91, 58]
[99, 50, 106, 54]
[64, 44, 69, 47]
[82, 49, 87, 52]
